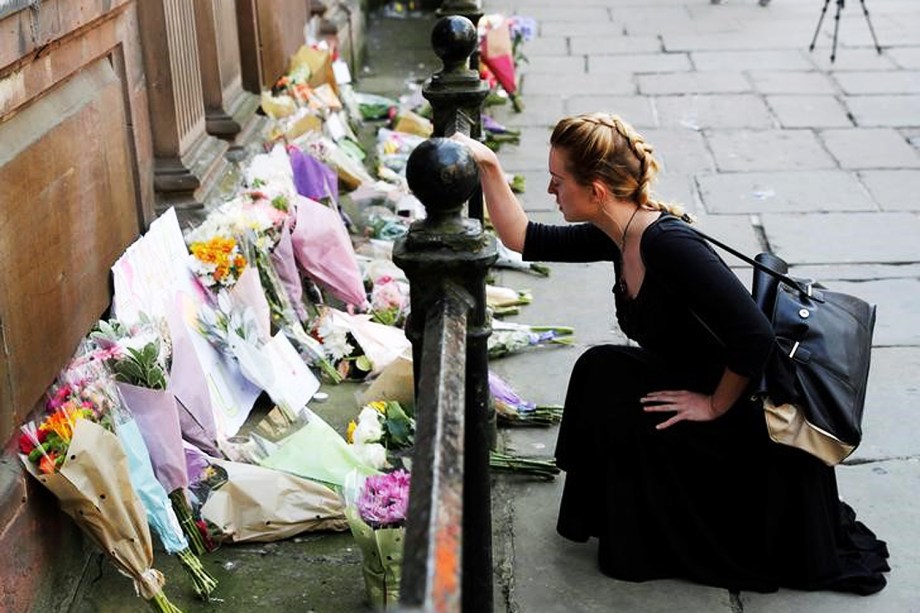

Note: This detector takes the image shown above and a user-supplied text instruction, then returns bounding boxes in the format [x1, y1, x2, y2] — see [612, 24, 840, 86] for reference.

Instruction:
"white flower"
[352, 406, 384, 444]
[353, 442, 388, 470]
[314, 312, 353, 360]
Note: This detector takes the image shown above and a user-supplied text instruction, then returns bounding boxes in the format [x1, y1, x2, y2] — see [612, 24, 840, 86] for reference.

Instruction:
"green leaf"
[355, 355, 373, 373]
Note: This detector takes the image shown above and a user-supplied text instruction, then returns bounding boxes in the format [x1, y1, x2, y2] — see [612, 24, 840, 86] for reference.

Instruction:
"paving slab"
[759, 212, 920, 264]
[514, 170, 555, 213]
[705, 129, 838, 172]
[742, 460, 920, 613]
[858, 169, 920, 210]
[565, 95, 657, 129]
[522, 72, 637, 96]
[856, 347, 920, 461]
[662, 30, 810, 53]
[749, 70, 839, 95]
[833, 277, 920, 347]
[766, 94, 854, 128]
[844, 95, 920, 128]
[490, 94, 567, 128]
[690, 212, 764, 262]
[609, 5, 692, 27]
[833, 71, 920, 95]
[569, 35, 663, 56]
[520, 36, 568, 58]
[807, 48, 899, 72]
[638, 71, 753, 95]
[519, 55, 586, 75]
[691, 49, 814, 72]
[697, 170, 875, 213]
[887, 47, 920, 70]
[820, 127, 920, 169]
[521, 6, 612, 23]
[540, 20, 621, 37]
[786, 263, 920, 282]
[655, 94, 774, 129]
[498, 130, 554, 173]
[653, 173, 701, 212]
[588, 53, 692, 75]
[640, 127, 716, 174]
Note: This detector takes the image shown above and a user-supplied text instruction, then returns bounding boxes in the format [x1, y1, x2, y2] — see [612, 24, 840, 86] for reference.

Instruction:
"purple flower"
[357, 469, 411, 529]
[489, 371, 536, 414]
[509, 16, 537, 42]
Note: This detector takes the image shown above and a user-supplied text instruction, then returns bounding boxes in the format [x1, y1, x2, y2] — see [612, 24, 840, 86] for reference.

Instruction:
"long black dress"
[522, 214, 889, 595]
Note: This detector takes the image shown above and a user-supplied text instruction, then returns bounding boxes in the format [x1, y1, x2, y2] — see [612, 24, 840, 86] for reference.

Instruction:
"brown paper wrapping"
[357, 348, 414, 408]
[201, 459, 347, 542]
[22, 419, 165, 600]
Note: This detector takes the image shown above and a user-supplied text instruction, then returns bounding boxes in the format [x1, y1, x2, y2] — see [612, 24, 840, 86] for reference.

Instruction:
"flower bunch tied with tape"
[18, 352, 191, 611]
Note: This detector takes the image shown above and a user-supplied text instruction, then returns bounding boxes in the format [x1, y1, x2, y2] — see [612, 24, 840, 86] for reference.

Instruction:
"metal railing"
[392, 13, 495, 612]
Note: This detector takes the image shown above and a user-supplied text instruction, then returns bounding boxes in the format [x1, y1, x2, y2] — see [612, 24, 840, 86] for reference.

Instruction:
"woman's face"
[548, 147, 596, 223]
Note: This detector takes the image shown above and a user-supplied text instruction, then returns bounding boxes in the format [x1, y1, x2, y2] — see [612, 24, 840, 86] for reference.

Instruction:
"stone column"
[193, 0, 264, 150]
[136, 0, 229, 211]
[236, 0, 310, 93]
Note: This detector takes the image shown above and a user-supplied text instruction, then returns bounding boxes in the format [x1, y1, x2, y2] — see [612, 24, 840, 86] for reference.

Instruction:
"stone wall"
[0, 1, 153, 609]
[0, 0, 369, 608]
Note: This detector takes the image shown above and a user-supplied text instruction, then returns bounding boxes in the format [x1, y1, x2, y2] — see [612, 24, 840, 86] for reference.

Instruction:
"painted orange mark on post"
[432, 523, 461, 611]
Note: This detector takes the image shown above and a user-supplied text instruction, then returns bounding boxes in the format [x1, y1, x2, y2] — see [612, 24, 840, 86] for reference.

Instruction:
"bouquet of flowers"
[488, 321, 574, 359]
[91, 318, 212, 558]
[309, 306, 374, 381]
[346, 400, 415, 470]
[489, 370, 563, 427]
[482, 114, 521, 151]
[18, 369, 183, 612]
[486, 284, 533, 318]
[368, 274, 409, 327]
[494, 240, 550, 276]
[187, 235, 248, 290]
[345, 469, 410, 610]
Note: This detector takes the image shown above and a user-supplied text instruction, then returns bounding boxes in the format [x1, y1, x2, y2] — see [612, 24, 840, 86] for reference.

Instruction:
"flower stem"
[489, 451, 559, 480]
[148, 590, 184, 613]
[169, 489, 207, 556]
[176, 547, 218, 601]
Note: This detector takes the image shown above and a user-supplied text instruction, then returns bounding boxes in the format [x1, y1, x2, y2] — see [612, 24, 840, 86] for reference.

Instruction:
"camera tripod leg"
[859, 0, 883, 54]
[809, 0, 832, 52]
[830, 0, 844, 63]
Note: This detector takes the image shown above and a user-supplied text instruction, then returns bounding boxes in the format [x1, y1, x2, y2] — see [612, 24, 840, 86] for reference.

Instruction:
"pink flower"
[357, 469, 411, 529]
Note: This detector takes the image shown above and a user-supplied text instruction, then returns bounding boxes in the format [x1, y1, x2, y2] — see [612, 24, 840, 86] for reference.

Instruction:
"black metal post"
[436, 0, 484, 72]
[393, 138, 497, 613]
[423, 16, 489, 224]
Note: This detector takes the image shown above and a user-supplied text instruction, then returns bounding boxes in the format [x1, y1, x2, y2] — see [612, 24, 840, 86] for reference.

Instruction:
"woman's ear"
[590, 179, 608, 204]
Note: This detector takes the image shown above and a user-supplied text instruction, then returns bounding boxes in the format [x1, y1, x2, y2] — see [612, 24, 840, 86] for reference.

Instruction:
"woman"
[453, 113, 889, 594]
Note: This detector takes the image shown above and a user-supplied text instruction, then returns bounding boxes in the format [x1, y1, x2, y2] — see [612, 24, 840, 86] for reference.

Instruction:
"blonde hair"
[550, 113, 689, 220]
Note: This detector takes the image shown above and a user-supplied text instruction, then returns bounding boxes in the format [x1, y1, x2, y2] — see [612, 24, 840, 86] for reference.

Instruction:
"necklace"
[619, 205, 641, 250]
[616, 206, 641, 296]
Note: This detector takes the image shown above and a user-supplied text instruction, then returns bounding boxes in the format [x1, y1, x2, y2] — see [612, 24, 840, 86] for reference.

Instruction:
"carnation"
[357, 469, 411, 529]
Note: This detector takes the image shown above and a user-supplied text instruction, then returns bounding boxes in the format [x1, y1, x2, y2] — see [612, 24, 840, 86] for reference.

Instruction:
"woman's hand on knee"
[640, 390, 725, 430]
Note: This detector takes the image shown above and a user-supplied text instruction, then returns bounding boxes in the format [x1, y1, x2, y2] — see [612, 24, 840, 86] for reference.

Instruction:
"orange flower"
[39, 403, 92, 444]
[39, 451, 59, 474]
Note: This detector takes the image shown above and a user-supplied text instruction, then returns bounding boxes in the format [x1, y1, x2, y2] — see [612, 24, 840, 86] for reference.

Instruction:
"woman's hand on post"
[640, 390, 726, 430]
[451, 132, 499, 169]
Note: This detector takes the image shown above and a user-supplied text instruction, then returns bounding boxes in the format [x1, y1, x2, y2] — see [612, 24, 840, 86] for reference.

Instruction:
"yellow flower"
[346, 420, 357, 444]
[367, 401, 388, 415]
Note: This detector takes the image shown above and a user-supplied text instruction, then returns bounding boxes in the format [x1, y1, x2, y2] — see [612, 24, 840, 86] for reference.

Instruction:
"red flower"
[18, 432, 35, 454]
[17, 428, 48, 454]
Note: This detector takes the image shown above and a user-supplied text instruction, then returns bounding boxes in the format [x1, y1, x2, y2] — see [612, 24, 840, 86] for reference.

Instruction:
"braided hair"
[550, 113, 690, 220]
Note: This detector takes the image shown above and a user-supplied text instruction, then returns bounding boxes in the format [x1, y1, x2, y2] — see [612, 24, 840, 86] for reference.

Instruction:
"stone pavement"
[69, 1, 919, 611]
[482, 0, 920, 612]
